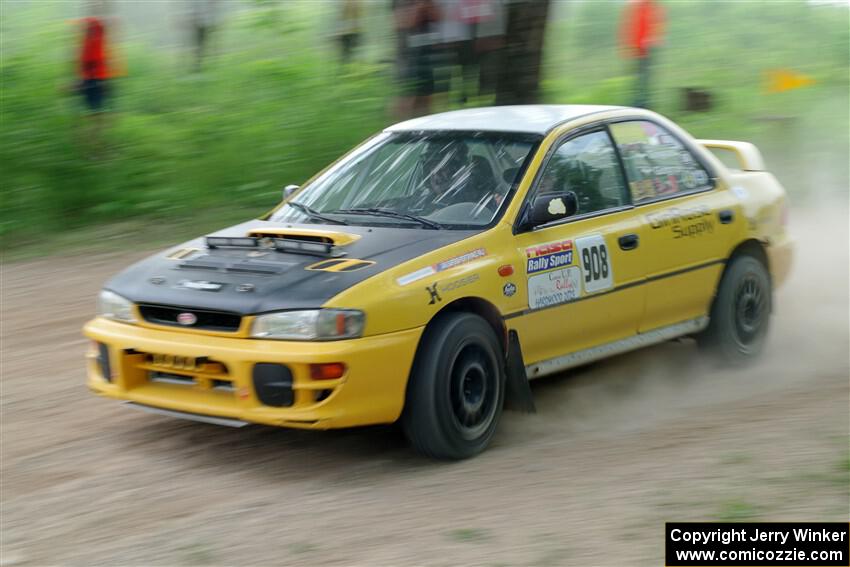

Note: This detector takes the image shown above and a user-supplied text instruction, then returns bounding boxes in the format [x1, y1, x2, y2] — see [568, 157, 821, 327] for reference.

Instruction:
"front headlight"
[97, 290, 137, 323]
[251, 309, 365, 341]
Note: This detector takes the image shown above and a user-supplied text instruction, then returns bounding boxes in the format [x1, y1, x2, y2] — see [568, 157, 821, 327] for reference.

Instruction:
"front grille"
[138, 352, 233, 394]
[138, 304, 242, 332]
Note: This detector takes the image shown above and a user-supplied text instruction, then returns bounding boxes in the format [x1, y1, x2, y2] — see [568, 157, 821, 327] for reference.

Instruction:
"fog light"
[252, 363, 294, 407]
[310, 363, 346, 380]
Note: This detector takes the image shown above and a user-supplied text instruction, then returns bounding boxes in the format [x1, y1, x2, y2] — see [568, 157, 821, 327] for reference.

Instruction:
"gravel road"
[2, 207, 847, 566]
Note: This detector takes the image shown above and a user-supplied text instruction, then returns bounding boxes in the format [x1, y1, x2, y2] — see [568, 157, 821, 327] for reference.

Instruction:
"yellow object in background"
[766, 69, 815, 93]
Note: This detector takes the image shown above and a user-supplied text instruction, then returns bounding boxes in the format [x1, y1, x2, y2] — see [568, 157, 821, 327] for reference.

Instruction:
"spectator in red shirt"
[79, 17, 111, 112]
[76, 16, 115, 159]
[620, 0, 665, 108]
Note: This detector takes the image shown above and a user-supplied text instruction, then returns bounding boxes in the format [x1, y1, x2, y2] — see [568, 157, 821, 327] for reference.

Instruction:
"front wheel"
[402, 312, 504, 460]
[698, 254, 772, 364]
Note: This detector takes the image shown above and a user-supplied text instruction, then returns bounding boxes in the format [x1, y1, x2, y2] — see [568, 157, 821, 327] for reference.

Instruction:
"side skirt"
[525, 316, 709, 379]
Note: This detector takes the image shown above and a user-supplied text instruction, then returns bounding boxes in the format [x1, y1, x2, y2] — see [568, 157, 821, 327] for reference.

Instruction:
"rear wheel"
[698, 254, 771, 364]
[402, 312, 504, 460]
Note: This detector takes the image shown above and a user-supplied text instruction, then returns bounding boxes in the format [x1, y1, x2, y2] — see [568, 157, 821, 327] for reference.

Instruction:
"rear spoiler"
[697, 139, 766, 172]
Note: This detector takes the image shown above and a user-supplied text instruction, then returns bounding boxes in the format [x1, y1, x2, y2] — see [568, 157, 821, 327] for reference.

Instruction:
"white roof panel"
[386, 105, 624, 135]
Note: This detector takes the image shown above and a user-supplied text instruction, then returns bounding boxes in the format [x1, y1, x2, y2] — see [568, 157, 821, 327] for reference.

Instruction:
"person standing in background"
[78, 15, 113, 157]
[446, 0, 497, 105]
[619, 0, 665, 109]
[187, 0, 219, 72]
[337, 0, 363, 65]
[392, 0, 441, 119]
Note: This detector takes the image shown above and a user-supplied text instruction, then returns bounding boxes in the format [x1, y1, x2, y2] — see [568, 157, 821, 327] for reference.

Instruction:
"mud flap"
[504, 330, 536, 413]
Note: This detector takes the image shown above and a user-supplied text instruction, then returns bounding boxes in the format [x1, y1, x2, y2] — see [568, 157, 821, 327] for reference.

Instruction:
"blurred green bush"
[1, 0, 847, 250]
[0, 3, 389, 245]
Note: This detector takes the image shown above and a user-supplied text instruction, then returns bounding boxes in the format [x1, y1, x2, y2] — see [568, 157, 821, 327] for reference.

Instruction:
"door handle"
[618, 233, 639, 251]
[718, 209, 735, 224]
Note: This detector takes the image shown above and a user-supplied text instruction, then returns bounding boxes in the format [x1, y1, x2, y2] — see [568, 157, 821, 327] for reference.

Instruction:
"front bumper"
[84, 317, 423, 429]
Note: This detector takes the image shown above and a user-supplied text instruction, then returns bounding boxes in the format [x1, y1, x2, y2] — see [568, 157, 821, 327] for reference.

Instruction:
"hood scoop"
[202, 228, 362, 259]
[246, 228, 361, 247]
[206, 236, 345, 259]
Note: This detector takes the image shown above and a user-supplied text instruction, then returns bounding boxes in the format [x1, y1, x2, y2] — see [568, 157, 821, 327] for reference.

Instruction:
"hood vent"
[177, 255, 287, 275]
[306, 259, 375, 272]
[246, 228, 361, 247]
[251, 232, 332, 245]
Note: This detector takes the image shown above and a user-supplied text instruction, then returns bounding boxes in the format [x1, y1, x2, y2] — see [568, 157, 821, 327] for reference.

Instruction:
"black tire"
[698, 254, 771, 365]
[402, 312, 505, 460]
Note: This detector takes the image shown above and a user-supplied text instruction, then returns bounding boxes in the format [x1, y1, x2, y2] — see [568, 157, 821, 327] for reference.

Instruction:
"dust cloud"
[511, 199, 849, 440]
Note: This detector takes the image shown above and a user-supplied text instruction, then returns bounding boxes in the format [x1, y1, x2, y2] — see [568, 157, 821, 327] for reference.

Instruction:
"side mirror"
[282, 184, 300, 201]
[525, 191, 578, 228]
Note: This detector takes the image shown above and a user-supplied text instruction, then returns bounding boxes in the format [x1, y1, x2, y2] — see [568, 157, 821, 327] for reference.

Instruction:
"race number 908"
[576, 234, 613, 294]
[581, 245, 608, 283]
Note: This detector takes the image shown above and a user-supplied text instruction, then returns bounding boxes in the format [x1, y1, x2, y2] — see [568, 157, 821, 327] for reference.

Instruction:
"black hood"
[106, 220, 476, 314]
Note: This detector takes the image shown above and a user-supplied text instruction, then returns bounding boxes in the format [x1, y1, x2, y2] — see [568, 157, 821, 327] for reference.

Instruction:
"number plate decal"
[576, 234, 613, 294]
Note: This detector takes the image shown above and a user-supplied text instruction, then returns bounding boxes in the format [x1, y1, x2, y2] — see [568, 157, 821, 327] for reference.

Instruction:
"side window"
[609, 120, 712, 203]
[534, 130, 628, 216]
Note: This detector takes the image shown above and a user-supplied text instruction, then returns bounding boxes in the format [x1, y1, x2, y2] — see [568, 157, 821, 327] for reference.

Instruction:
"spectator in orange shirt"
[77, 16, 114, 158]
[620, 0, 665, 109]
[79, 17, 111, 112]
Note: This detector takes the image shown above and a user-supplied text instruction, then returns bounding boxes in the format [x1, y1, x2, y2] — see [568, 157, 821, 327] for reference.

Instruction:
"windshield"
[268, 131, 539, 229]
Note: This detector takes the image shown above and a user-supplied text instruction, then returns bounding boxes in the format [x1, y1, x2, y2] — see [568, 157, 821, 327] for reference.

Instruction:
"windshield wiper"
[287, 201, 348, 225]
[332, 208, 442, 230]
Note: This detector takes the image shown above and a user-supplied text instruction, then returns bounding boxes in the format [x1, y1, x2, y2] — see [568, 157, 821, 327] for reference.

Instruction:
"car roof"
[385, 104, 627, 135]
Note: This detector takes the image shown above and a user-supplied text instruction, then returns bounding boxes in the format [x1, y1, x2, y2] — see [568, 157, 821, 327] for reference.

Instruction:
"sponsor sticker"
[547, 198, 566, 215]
[426, 282, 441, 305]
[397, 248, 487, 286]
[525, 239, 574, 274]
[440, 273, 479, 294]
[426, 273, 481, 304]
[645, 206, 714, 239]
[528, 267, 581, 309]
[503, 282, 517, 297]
[397, 266, 436, 286]
[434, 248, 487, 272]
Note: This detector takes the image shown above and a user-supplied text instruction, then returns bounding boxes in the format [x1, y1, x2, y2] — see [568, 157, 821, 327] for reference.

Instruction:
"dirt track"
[2, 208, 848, 566]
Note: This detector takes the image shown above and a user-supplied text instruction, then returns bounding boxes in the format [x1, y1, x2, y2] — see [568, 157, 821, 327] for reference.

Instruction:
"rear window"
[609, 121, 712, 203]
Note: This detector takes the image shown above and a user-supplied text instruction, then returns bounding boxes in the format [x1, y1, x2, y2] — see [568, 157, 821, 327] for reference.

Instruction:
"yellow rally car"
[84, 105, 793, 459]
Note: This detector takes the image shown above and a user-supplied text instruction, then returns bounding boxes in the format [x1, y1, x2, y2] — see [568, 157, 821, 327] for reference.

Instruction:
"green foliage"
[1, 1, 847, 250]
[0, 4, 389, 245]
[544, 1, 849, 197]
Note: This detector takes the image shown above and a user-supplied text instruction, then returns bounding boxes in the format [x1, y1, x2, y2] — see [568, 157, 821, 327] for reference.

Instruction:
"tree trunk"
[494, 0, 552, 105]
